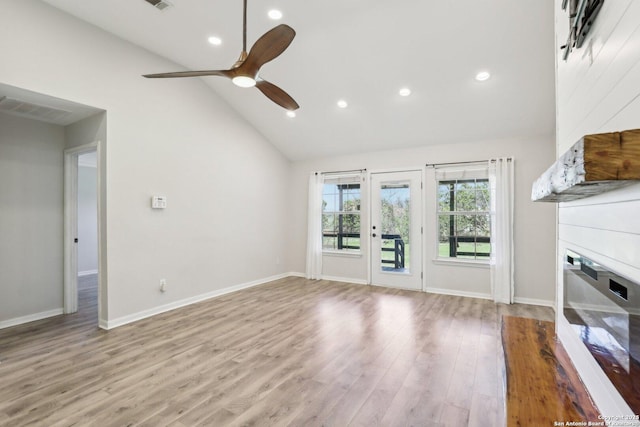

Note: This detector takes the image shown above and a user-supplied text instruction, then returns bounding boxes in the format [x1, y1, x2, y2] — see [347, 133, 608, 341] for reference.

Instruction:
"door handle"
[372, 233, 377, 238]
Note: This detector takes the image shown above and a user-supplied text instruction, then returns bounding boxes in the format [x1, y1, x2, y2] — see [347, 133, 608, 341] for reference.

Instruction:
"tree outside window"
[437, 179, 490, 260]
[322, 181, 361, 252]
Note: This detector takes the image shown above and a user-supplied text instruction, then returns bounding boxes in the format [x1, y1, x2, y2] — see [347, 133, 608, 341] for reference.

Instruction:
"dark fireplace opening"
[563, 250, 640, 414]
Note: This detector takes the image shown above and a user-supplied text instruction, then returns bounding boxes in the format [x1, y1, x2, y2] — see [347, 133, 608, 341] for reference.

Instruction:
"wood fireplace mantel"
[532, 129, 640, 202]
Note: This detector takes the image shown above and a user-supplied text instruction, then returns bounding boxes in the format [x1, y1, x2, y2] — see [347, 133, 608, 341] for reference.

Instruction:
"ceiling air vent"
[144, 0, 173, 11]
[0, 96, 72, 123]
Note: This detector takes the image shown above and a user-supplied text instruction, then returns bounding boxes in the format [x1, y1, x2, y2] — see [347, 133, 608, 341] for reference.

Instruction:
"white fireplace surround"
[554, 0, 640, 420]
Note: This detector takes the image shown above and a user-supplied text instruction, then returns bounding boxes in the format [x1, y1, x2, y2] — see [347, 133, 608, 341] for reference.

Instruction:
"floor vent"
[0, 96, 72, 123]
[144, 0, 173, 11]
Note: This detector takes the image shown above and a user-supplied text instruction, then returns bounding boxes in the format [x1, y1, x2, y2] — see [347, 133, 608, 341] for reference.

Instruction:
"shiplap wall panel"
[559, 224, 640, 269]
[606, 92, 640, 131]
[576, 43, 640, 136]
[559, 2, 640, 149]
[559, 200, 640, 235]
[588, 0, 637, 71]
[554, 0, 640, 417]
[556, 0, 634, 109]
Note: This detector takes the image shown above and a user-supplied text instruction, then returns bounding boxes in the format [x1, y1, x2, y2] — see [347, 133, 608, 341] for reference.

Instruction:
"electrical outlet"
[160, 279, 167, 292]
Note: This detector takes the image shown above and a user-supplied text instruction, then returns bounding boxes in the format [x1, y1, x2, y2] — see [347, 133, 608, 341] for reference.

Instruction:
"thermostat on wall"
[151, 195, 167, 209]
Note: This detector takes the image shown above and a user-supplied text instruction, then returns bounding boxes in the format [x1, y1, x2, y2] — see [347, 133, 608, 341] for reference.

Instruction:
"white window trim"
[435, 167, 491, 263]
[322, 173, 363, 255]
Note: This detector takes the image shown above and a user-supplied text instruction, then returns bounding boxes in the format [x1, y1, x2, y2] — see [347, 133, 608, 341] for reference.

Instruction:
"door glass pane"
[380, 182, 410, 273]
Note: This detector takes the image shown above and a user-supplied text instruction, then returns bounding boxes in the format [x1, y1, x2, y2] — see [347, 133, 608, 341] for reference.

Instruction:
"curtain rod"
[426, 158, 512, 167]
[316, 168, 366, 176]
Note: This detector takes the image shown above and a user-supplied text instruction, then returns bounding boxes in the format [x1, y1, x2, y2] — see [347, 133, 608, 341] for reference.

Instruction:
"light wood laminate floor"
[0, 276, 553, 427]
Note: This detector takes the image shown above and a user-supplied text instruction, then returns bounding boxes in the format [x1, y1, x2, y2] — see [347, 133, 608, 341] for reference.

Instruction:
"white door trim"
[63, 141, 101, 317]
[369, 169, 424, 291]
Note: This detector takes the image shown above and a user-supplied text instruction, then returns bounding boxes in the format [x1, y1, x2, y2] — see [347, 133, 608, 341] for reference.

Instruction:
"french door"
[370, 170, 423, 290]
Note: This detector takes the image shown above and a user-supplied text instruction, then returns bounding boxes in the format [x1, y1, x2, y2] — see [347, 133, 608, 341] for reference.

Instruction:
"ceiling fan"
[143, 0, 299, 111]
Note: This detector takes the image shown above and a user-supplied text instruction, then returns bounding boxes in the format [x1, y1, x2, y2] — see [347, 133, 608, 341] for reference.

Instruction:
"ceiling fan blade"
[255, 79, 299, 110]
[241, 24, 296, 76]
[143, 70, 232, 79]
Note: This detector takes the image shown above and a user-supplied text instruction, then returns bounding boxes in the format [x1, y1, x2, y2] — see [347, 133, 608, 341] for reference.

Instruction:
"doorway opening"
[0, 83, 106, 330]
[370, 170, 423, 290]
[64, 142, 102, 324]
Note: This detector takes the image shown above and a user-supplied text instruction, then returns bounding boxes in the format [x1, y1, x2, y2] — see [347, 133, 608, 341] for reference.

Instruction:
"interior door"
[370, 170, 423, 290]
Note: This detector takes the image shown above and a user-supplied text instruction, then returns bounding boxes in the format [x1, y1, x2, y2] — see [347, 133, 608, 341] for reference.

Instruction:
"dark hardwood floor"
[0, 276, 553, 426]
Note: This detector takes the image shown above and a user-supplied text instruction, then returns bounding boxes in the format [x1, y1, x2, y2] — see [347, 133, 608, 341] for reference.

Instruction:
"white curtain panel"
[306, 172, 324, 279]
[489, 158, 515, 304]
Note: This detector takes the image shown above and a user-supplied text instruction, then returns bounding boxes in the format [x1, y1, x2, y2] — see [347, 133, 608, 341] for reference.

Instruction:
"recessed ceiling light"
[208, 36, 222, 46]
[337, 99, 348, 109]
[475, 71, 491, 82]
[286, 111, 296, 118]
[268, 9, 283, 20]
[399, 87, 411, 97]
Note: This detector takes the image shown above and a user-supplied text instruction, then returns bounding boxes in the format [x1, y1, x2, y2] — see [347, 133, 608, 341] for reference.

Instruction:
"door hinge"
[421, 272, 423, 279]
[421, 182, 423, 189]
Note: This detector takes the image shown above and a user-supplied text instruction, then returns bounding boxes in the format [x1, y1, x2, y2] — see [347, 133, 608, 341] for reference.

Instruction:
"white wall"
[77, 161, 98, 275]
[0, 0, 291, 327]
[554, 0, 640, 418]
[289, 135, 557, 304]
[0, 112, 65, 327]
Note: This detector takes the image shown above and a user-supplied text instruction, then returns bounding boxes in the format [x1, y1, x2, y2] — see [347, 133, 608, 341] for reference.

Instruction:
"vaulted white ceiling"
[41, 0, 556, 161]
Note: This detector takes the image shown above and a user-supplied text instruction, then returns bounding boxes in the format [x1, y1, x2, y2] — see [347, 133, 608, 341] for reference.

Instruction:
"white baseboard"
[426, 287, 492, 300]
[513, 297, 556, 309]
[425, 287, 555, 309]
[286, 272, 368, 285]
[319, 275, 368, 285]
[95, 271, 557, 330]
[78, 269, 98, 277]
[0, 308, 64, 330]
[98, 318, 109, 330]
[103, 272, 293, 330]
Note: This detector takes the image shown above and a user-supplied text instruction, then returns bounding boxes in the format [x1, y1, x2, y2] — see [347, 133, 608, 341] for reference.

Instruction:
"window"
[437, 167, 490, 261]
[322, 175, 361, 252]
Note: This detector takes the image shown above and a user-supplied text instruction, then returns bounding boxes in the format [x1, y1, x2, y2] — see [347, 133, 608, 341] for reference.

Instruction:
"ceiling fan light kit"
[232, 76, 256, 88]
[142, 0, 299, 111]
